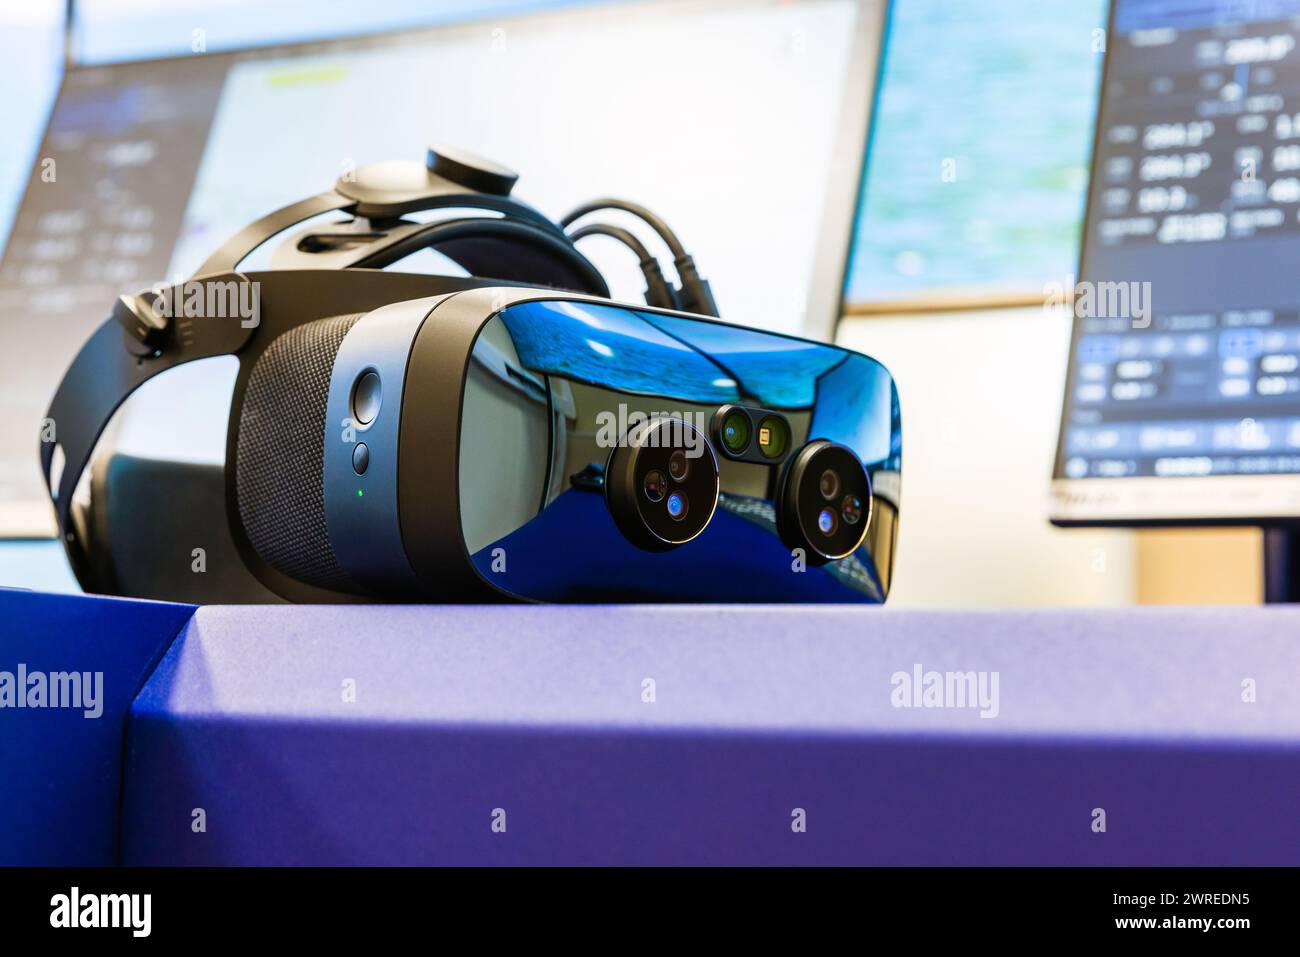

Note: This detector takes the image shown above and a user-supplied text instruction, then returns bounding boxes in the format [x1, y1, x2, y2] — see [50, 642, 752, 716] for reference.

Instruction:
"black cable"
[568, 223, 677, 311]
[561, 199, 688, 260]
[567, 222, 656, 262]
[561, 199, 720, 317]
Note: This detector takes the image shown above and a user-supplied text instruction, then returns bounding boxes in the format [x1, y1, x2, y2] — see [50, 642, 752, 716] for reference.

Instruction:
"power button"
[352, 371, 382, 425]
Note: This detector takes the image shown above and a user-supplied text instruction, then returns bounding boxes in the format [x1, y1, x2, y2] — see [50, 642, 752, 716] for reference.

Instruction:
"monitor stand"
[1262, 528, 1300, 603]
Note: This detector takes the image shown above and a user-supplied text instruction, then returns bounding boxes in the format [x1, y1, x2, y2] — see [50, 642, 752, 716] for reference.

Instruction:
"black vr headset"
[42, 147, 901, 604]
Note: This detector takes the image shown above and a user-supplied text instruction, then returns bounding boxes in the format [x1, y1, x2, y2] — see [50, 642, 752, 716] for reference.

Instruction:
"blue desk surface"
[0, 590, 194, 865]
[111, 604, 1300, 866]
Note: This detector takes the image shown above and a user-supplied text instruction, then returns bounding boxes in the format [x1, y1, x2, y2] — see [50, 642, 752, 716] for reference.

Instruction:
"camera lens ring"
[604, 416, 720, 551]
[777, 439, 873, 564]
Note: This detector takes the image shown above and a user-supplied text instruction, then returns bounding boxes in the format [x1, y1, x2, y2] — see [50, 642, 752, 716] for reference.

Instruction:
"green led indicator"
[357, 489, 363, 498]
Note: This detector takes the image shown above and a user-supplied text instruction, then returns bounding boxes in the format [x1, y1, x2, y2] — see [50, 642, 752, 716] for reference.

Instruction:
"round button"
[426, 145, 519, 196]
[352, 442, 369, 476]
[352, 371, 381, 425]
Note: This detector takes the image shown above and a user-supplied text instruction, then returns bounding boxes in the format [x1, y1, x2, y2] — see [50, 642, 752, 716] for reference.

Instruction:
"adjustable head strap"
[273, 216, 610, 297]
[39, 274, 260, 579]
[197, 179, 606, 295]
[198, 155, 568, 276]
[197, 191, 354, 275]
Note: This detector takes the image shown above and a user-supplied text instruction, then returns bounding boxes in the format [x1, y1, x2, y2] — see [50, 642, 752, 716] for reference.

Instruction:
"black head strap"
[39, 273, 258, 583]
[273, 216, 609, 295]
[197, 152, 601, 284]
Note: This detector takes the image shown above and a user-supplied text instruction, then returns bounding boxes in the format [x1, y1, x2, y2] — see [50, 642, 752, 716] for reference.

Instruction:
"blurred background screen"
[0, 3, 66, 259]
[0, 0, 875, 530]
[1058, 0, 1300, 487]
[842, 0, 1109, 312]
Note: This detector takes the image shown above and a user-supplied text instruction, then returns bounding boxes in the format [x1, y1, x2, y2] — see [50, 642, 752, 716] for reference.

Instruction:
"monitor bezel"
[803, 0, 892, 342]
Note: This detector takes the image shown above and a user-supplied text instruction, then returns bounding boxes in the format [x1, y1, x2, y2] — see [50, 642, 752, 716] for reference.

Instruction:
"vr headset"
[41, 147, 901, 604]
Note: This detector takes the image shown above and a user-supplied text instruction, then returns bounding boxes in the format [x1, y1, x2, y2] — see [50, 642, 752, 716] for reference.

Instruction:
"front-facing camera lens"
[666, 490, 689, 521]
[756, 415, 789, 460]
[721, 410, 751, 454]
[643, 469, 666, 502]
[668, 449, 690, 482]
[819, 468, 840, 501]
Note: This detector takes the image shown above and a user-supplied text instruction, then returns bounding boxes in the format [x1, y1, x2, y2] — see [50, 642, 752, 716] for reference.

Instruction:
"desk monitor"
[1053, 0, 1300, 528]
[827, 0, 1108, 317]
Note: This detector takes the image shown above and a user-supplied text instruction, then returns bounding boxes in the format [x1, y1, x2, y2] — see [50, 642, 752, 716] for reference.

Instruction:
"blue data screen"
[1058, 0, 1300, 480]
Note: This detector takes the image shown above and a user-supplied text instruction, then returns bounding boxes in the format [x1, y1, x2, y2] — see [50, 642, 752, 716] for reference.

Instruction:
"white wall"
[837, 305, 1136, 608]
